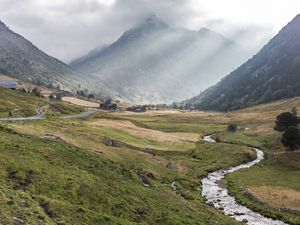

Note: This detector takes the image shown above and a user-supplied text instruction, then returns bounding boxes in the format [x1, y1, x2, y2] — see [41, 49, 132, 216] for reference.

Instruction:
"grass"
[225, 160, 300, 224]
[93, 111, 227, 135]
[0, 123, 247, 225]
[218, 103, 300, 225]
[224, 134, 300, 225]
[214, 131, 266, 147]
[0, 94, 300, 224]
[0, 88, 47, 117]
[0, 88, 84, 118]
[46, 101, 84, 116]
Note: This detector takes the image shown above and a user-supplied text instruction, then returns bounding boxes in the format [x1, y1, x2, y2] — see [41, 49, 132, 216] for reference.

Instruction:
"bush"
[274, 112, 299, 132]
[281, 126, 300, 150]
[227, 123, 237, 132]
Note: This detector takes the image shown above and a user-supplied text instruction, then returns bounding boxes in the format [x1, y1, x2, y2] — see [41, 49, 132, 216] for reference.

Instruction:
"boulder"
[103, 137, 121, 147]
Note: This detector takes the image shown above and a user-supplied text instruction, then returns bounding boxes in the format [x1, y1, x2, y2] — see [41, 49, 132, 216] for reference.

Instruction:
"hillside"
[184, 14, 300, 111]
[0, 86, 300, 224]
[0, 87, 47, 117]
[0, 87, 84, 117]
[71, 16, 250, 103]
[0, 21, 114, 98]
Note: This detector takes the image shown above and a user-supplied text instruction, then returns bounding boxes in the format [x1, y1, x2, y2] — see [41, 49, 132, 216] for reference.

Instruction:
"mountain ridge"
[183, 14, 300, 111]
[0, 20, 116, 98]
[71, 16, 251, 103]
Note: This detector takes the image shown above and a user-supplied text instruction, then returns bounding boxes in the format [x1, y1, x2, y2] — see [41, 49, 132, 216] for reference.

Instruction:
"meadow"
[0, 88, 299, 224]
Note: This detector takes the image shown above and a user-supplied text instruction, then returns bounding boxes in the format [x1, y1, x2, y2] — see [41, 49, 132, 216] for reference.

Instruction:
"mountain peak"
[198, 27, 231, 44]
[145, 15, 161, 23]
[198, 27, 212, 33]
[140, 15, 169, 29]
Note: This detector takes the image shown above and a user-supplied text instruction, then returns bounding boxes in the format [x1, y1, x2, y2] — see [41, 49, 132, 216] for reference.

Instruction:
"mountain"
[71, 16, 251, 103]
[0, 20, 112, 97]
[184, 14, 300, 111]
[70, 45, 108, 66]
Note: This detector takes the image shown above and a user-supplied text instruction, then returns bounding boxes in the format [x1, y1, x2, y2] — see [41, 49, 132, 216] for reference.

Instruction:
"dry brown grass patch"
[87, 119, 199, 142]
[62, 97, 99, 108]
[248, 186, 300, 211]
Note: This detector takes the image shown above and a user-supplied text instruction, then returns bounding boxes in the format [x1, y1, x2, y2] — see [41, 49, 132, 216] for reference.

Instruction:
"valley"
[0, 87, 299, 225]
[0, 4, 300, 225]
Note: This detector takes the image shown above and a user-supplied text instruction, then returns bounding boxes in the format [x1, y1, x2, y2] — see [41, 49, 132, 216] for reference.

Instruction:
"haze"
[0, 0, 299, 62]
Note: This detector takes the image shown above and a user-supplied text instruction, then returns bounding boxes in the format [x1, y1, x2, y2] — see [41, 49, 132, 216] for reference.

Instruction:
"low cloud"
[0, 0, 296, 62]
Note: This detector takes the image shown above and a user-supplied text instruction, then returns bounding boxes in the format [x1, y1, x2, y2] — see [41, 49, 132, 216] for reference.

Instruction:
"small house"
[126, 105, 147, 113]
[0, 80, 17, 90]
[99, 98, 117, 111]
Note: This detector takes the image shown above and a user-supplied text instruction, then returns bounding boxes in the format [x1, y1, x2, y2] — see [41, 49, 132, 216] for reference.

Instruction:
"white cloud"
[0, 0, 299, 62]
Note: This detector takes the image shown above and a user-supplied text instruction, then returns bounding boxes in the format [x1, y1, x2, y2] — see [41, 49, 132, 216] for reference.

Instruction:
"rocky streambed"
[202, 136, 289, 225]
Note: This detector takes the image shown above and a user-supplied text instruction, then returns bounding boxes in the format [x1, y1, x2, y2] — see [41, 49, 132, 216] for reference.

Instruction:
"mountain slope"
[71, 16, 250, 103]
[0, 20, 113, 97]
[184, 15, 300, 111]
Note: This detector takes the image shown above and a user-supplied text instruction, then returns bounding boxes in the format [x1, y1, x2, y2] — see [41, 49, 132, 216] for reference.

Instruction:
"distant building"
[0, 80, 17, 89]
[126, 105, 147, 113]
[99, 98, 117, 111]
[100, 102, 117, 110]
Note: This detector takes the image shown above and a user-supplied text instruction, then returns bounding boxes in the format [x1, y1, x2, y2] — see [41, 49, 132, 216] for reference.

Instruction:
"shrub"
[227, 123, 237, 132]
[274, 112, 299, 132]
[281, 126, 300, 150]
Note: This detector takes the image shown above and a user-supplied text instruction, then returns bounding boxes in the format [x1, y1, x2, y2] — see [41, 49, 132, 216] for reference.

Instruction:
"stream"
[201, 136, 289, 225]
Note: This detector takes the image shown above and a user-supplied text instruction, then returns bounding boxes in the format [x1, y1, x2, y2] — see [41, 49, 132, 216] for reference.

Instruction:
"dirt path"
[0, 107, 44, 121]
[0, 107, 99, 121]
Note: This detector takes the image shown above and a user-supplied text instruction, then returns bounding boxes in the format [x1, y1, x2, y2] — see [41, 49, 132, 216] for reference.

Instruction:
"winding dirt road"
[0, 108, 98, 122]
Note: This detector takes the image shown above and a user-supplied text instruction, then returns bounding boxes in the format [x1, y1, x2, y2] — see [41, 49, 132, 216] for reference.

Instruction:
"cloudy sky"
[0, 0, 299, 63]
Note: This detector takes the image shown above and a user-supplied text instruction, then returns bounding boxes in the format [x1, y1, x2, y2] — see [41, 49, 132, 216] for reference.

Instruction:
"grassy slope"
[1, 93, 299, 224]
[0, 103, 258, 224]
[109, 99, 300, 224]
[219, 98, 300, 225]
[0, 88, 47, 117]
[0, 88, 84, 117]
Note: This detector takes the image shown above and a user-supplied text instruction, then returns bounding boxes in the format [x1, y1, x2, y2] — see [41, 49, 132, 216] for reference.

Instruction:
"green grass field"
[0, 121, 251, 225]
[0, 89, 299, 225]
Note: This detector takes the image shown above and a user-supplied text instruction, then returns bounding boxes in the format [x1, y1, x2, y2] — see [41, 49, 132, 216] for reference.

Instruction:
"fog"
[0, 0, 299, 62]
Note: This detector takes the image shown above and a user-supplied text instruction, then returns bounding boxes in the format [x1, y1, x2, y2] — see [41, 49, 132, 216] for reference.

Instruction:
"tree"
[171, 102, 178, 109]
[274, 112, 299, 132]
[281, 126, 300, 150]
[227, 123, 237, 132]
[87, 94, 94, 99]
